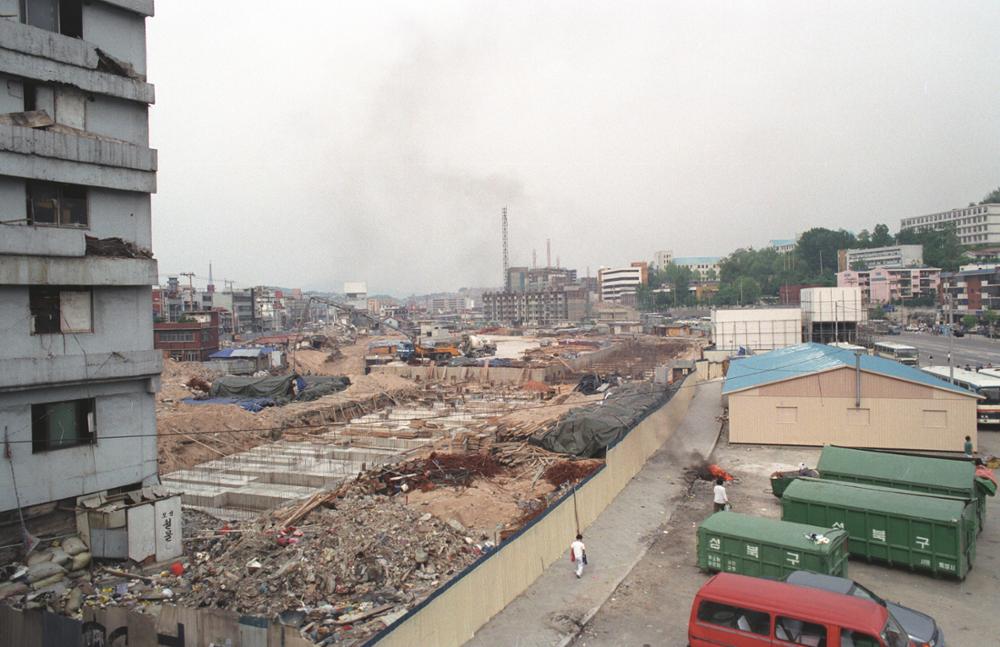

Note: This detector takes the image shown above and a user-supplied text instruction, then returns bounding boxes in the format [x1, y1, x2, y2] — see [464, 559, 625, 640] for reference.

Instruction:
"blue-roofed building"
[723, 343, 978, 451]
[769, 239, 797, 254]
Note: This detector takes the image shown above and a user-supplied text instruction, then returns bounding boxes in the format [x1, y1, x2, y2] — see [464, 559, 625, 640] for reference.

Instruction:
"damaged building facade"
[0, 1, 160, 520]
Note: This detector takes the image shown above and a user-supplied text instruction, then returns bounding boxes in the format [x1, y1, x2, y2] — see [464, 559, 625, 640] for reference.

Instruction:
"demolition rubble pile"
[173, 494, 481, 644]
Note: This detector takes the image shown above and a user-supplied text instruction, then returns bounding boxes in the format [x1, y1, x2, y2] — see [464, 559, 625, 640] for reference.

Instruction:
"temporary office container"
[697, 511, 849, 579]
[817, 445, 989, 532]
[782, 478, 976, 579]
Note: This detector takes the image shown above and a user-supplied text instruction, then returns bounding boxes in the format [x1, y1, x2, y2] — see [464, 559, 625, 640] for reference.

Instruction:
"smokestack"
[532, 249, 537, 269]
[546, 239, 551, 268]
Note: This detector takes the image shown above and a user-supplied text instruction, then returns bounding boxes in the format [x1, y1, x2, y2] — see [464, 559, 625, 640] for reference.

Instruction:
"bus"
[922, 366, 1000, 426]
[872, 341, 918, 366]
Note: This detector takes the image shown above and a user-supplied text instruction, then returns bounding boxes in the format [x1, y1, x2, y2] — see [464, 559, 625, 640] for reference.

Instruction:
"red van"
[689, 573, 913, 647]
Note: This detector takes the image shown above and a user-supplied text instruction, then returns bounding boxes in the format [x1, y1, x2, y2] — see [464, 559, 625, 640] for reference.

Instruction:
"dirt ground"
[574, 433, 1000, 646]
[156, 355, 419, 473]
[287, 334, 408, 376]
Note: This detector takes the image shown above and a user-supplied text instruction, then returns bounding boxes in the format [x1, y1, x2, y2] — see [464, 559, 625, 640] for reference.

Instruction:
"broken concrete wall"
[370, 373, 701, 647]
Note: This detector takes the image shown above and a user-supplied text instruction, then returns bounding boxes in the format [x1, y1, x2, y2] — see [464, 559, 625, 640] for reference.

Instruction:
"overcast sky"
[147, 1, 1000, 296]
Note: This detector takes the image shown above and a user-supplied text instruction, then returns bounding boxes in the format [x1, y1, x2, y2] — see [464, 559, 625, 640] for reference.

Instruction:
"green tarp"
[209, 374, 351, 403]
[536, 383, 675, 458]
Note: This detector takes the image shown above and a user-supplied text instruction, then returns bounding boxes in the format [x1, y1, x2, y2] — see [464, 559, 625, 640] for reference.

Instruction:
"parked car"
[784, 570, 943, 647]
[952, 328, 965, 338]
[689, 573, 911, 647]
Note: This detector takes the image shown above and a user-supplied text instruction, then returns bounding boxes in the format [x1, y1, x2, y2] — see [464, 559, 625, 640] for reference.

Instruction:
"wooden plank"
[0, 110, 55, 128]
[199, 607, 240, 647]
[238, 615, 268, 647]
[41, 611, 81, 647]
[156, 605, 198, 647]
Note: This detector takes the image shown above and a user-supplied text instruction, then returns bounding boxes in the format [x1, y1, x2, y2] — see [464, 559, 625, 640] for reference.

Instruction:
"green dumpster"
[817, 445, 989, 532]
[782, 478, 976, 579]
[697, 512, 849, 579]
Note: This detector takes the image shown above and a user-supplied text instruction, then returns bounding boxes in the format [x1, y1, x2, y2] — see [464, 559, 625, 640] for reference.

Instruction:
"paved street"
[573, 433, 1000, 646]
[877, 331, 1000, 369]
[466, 380, 724, 647]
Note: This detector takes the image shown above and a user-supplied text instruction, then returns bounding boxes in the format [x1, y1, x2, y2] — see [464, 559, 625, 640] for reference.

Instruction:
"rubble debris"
[185, 376, 211, 394]
[85, 235, 154, 259]
[542, 460, 602, 488]
[172, 493, 480, 645]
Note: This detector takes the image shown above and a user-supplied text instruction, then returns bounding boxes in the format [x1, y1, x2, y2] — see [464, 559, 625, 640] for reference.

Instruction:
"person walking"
[570, 533, 587, 578]
[964, 435, 974, 458]
[713, 478, 729, 513]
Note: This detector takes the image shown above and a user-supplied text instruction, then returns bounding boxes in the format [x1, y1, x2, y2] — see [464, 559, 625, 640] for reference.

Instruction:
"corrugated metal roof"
[818, 446, 974, 494]
[209, 346, 275, 359]
[722, 342, 977, 397]
[783, 478, 966, 522]
[699, 512, 846, 552]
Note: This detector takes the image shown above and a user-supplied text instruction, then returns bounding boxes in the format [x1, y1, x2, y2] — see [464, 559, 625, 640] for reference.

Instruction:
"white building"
[839, 244, 923, 271]
[0, 0, 160, 517]
[673, 256, 722, 279]
[712, 308, 803, 352]
[800, 287, 866, 344]
[598, 263, 648, 302]
[899, 203, 1000, 246]
[653, 250, 673, 269]
[769, 239, 797, 254]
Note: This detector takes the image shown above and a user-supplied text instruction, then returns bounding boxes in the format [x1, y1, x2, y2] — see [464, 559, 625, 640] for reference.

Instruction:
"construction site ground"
[573, 431, 1000, 646]
[142, 334, 703, 643]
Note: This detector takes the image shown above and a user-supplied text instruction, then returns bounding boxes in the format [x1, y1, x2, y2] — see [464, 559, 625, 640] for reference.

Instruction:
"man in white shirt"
[570, 534, 587, 578]
[713, 478, 728, 513]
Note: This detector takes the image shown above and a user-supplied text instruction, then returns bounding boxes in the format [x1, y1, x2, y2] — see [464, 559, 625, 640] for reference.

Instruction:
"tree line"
[638, 186, 1000, 311]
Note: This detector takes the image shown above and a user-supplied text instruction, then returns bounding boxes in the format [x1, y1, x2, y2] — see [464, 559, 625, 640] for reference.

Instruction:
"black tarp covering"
[536, 382, 677, 458]
[210, 374, 298, 400]
[297, 376, 351, 401]
[209, 374, 351, 403]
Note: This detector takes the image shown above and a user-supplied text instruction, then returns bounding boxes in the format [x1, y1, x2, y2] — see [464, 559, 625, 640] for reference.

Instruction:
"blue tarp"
[181, 396, 276, 412]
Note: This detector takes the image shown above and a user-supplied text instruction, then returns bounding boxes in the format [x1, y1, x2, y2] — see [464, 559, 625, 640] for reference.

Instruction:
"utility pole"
[501, 207, 509, 291]
[180, 272, 195, 311]
[948, 292, 954, 383]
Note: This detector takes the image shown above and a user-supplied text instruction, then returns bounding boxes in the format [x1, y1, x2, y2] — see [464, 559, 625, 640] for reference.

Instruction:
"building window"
[156, 331, 195, 343]
[19, 0, 82, 37]
[31, 398, 95, 452]
[776, 406, 797, 424]
[29, 287, 93, 334]
[26, 181, 87, 227]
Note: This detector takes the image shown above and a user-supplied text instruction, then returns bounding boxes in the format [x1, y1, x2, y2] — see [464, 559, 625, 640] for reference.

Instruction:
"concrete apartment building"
[153, 311, 220, 362]
[652, 249, 673, 269]
[768, 239, 796, 254]
[673, 256, 722, 279]
[0, 0, 159, 516]
[837, 266, 941, 305]
[598, 262, 648, 302]
[899, 203, 1000, 245]
[482, 289, 568, 326]
[837, 244, 923, 271]
[941, 263, 1000, 315]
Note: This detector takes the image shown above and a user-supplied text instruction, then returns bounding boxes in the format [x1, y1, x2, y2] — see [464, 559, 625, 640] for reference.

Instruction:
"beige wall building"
[724, 343, 978, 451]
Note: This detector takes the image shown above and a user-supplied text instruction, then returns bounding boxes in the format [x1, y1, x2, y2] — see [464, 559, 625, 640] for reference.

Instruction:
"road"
[573, 434, 1000, 646]
[876, 331, 1000, 369]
